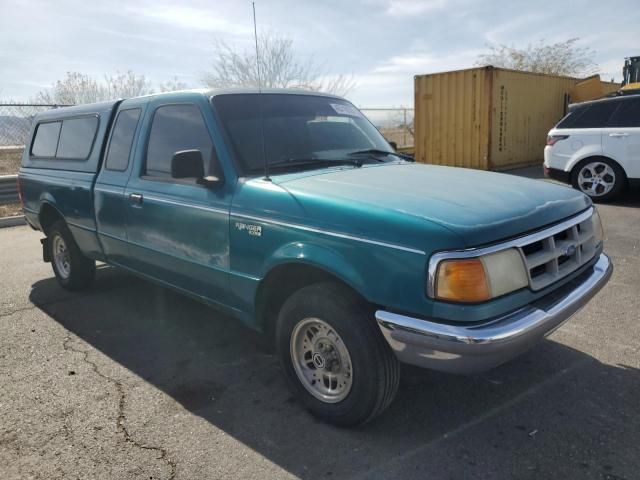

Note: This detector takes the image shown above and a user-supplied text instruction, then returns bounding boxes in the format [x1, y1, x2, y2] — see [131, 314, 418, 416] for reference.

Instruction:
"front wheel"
[572, 158, 625, 201]
[276, 282, 400, 426]
[48, 220, 96, 291]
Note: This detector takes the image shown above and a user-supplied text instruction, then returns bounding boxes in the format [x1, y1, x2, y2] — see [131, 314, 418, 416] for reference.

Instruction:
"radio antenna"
[252, 2, 270, 181]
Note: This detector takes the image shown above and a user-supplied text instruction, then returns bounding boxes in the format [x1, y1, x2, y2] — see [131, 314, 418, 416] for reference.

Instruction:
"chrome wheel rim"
[578, 162, 616, 197]
[52, 234, 71, 279]
[290, 318, 353, 403]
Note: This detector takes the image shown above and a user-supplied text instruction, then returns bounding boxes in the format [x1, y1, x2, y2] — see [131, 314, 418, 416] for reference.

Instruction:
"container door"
[94, 107, 143, 265]
[602, 97, 640, 180]
[123, 102, 232, 305]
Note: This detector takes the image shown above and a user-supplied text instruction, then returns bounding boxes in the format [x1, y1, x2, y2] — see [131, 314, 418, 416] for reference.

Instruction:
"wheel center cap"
[312, 352, 326, 369]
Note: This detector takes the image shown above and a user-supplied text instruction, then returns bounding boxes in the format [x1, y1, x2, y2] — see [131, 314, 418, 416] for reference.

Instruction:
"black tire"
[276, 282, 400, 427]
[48, 220, 95, 291]
[571, 157, 626, 202]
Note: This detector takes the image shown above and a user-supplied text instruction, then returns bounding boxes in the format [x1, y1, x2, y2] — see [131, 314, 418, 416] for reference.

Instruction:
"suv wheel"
[276, 282, 400, 427]
[572, 158, 625, 201]
[48, 220, 96, 291]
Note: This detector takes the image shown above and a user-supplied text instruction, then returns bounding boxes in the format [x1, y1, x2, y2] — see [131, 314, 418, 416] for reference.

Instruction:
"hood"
[270, 163, 591, 248]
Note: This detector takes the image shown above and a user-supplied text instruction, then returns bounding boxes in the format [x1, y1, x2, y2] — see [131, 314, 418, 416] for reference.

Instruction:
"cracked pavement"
[1, 171, 639, 479]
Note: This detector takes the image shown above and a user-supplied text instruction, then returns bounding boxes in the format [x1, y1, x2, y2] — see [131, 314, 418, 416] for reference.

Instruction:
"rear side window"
[607, 98, 640, 127]
[145, 104, 215, 178]
[30, 116, 99, 159]
[57, 116, 99, 159]
[31, 122, 61, 157]
[105, 109, 141, 171]
[558, 102, 619, 129]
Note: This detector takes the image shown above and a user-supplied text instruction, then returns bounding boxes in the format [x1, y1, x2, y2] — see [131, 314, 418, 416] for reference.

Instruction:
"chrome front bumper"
[376, 253, 612, 374]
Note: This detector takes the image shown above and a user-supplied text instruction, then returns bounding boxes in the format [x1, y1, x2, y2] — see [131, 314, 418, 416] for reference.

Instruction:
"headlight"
[592, 208, 604, 247]
[431, 249, 528, 303]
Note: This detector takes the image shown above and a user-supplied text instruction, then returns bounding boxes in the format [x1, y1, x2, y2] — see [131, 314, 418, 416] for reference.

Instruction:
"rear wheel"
[276, 282, 400, 426]
[48, 220, 95, 291]
[572, 158, 625, 201]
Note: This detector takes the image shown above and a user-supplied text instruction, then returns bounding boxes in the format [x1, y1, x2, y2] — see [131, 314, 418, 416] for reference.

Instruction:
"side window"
[31, 121, 62, 157]
[607, 99, 640, 128]
[556, 109, 582, 129]
[57, 116, 99, 159]
[570, 102, 619, 129]
[105, 109, 141, 171]
[144, 104, 215, 180]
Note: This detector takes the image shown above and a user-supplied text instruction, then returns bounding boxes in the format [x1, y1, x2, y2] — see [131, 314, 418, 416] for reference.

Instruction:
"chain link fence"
[360, 108, 414, 149]
[0, 104, 71, 175]
[0, 104, 71, 146]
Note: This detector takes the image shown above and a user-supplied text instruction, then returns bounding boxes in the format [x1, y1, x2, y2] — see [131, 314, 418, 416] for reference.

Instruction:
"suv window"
[607, 98, 640, 128]
[105, 109, 141, 171]
[31, 121, 61, 157]
[145, 104, 215, 179]
[558, 101, 619, 129]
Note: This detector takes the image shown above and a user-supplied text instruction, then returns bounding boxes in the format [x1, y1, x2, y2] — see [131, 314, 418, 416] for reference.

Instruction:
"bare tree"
[476, 38, 598, 77]
[159, 77, 189, 92]
[104, 71, 154, 99]
[35, 71, 153, 104]
[203, 32, 355, 96]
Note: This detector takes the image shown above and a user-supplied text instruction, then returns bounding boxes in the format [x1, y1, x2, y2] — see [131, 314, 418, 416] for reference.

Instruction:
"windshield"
[211, 93, 394, 174]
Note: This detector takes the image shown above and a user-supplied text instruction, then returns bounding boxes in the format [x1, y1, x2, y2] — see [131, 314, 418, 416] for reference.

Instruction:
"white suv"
[544, 95, 640, 201]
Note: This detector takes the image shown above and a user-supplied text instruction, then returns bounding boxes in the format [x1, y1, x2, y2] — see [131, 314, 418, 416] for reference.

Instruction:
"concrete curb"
[0, 215, 26, 228]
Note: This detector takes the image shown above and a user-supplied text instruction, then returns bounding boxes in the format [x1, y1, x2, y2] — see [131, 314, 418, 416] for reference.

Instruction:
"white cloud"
[598, 59, 623, 83]
[373, 53, 438, 73]
[483, 13, 547, 44]
[127, 4, 252, 35]
[348, 48, 483, 106]
[372, 49, 483, 74]
[385, 0, 446, 16]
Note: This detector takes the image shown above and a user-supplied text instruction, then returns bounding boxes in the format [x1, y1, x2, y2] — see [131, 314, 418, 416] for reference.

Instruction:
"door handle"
[129, 193, 143, 204]
[609, 133, 629, 137]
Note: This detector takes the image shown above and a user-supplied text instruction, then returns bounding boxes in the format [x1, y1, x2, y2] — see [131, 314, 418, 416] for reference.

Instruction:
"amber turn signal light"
[435, 258, 491, 303]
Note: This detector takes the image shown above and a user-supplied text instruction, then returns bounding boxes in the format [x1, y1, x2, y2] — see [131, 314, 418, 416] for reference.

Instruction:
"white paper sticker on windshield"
[330, 103, 361, 117]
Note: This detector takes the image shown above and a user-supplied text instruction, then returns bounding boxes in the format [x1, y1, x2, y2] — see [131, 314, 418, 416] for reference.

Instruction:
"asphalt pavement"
[1, 170, 639, 479]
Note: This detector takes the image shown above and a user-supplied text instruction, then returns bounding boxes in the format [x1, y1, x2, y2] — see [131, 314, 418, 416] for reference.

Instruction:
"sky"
[0, 0, 637, 107]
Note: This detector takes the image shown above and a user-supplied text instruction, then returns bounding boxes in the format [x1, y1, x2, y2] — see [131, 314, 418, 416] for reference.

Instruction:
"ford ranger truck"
[18, 90, 612, 426]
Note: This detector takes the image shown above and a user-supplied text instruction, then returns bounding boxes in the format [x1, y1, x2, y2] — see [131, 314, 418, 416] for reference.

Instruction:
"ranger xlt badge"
[235, 222, 262, 237]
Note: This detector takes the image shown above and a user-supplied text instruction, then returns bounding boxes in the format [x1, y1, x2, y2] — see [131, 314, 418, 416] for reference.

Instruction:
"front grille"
[519, 212, 598, 291]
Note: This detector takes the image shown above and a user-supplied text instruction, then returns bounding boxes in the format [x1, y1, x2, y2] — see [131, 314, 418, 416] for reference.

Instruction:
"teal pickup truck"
[19, 89, 612, 426]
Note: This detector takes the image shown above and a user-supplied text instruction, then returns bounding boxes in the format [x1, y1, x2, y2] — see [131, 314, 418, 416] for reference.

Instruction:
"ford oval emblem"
[565, 244, 577, 257]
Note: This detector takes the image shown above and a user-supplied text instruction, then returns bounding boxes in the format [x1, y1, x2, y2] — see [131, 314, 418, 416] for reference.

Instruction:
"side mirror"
[171, 149, 224, 188]
[388, 141, 398, 151]
[171, 149, 204, 179]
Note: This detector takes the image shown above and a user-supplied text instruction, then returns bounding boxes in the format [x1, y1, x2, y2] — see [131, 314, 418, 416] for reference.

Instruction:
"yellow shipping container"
[570, 75, 621, 103]
[414, 66, 579, 170]
[601, 80, 621, 95]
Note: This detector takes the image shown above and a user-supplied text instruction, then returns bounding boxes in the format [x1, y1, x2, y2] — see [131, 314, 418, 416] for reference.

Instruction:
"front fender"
[264, 241, 367, 294]
[226, 240, 370, 330]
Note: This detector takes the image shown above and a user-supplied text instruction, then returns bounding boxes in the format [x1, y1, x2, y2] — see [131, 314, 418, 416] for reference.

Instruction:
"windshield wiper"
[267, 157, 363, 171]
[347, 148, 415, 162]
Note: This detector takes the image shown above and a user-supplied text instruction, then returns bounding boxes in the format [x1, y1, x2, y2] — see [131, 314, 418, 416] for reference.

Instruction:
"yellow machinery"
[620, 56, 640, 94]
[570, 56, 640, 102]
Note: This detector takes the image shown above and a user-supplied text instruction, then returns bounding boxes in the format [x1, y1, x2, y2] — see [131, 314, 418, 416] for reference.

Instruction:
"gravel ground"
[0, 171, 638, 479]
[0, 203, 22, 218]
